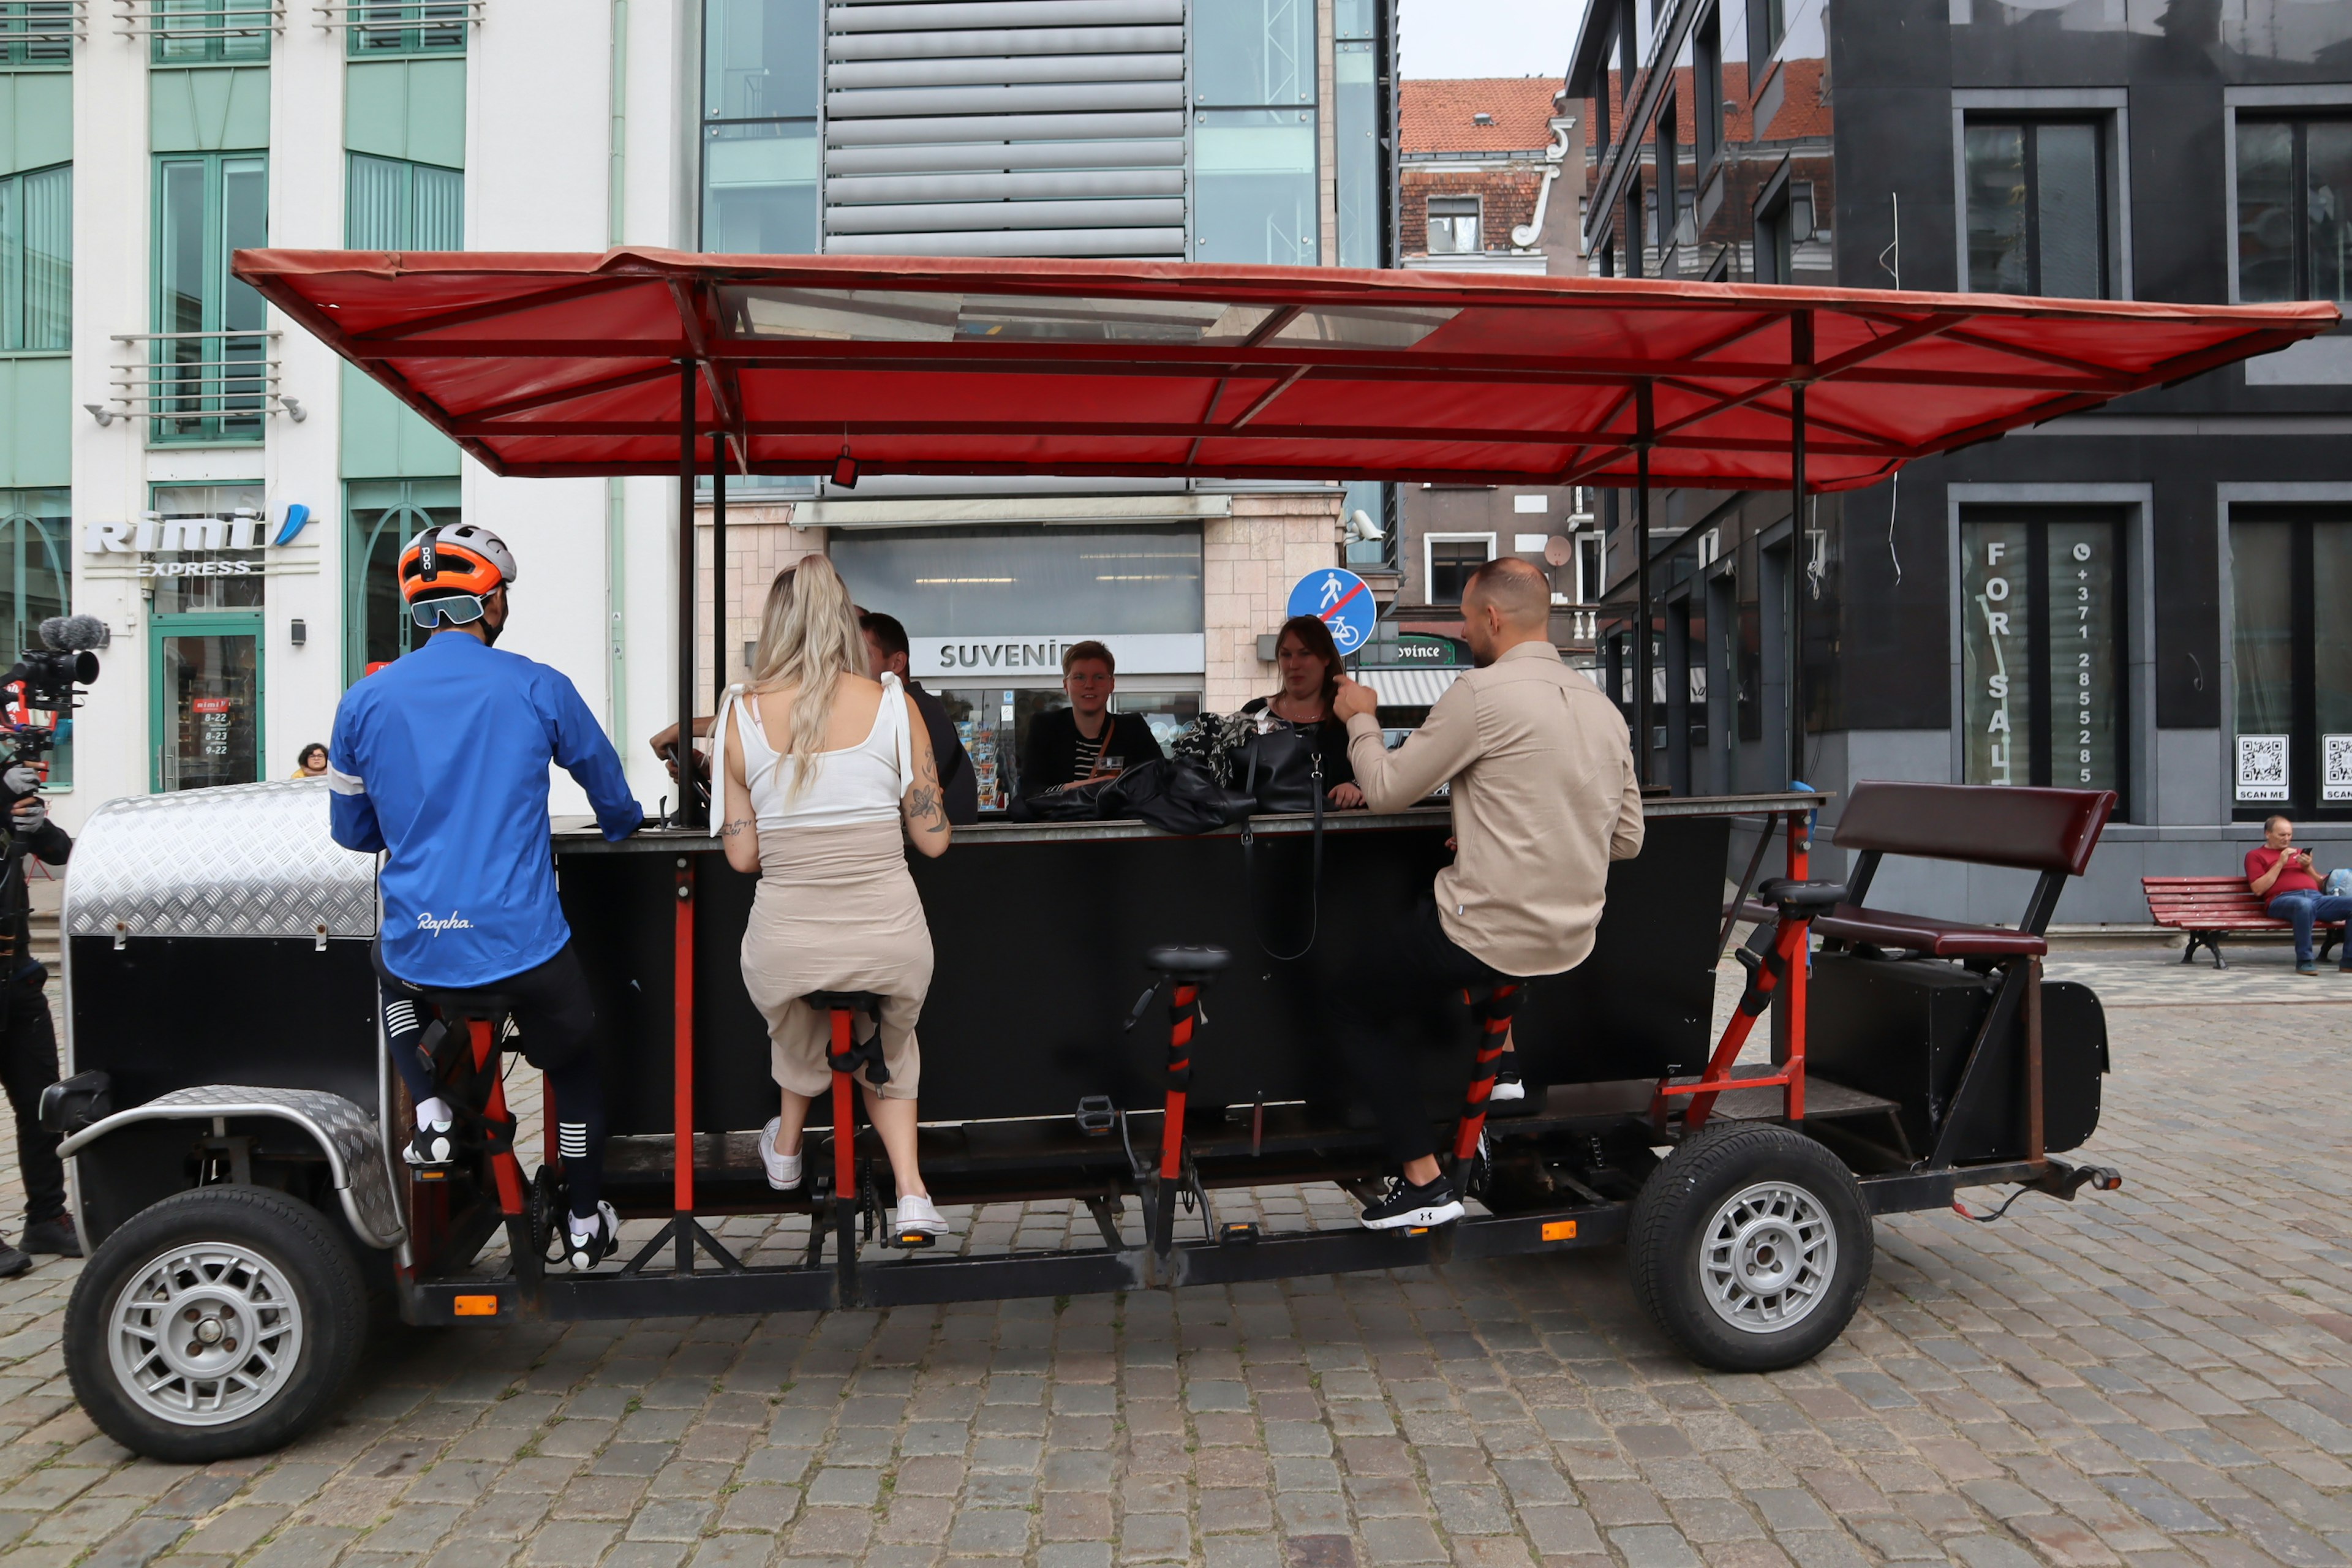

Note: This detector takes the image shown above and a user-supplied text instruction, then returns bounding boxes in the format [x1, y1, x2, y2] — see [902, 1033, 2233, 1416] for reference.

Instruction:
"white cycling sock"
[417, 1095, 452, 1128]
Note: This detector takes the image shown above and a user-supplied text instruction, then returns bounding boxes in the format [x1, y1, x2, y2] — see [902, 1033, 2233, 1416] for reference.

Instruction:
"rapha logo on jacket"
[416, 911, 476, 937]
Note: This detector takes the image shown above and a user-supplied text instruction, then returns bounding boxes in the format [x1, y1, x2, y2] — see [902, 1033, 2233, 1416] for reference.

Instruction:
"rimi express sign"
[83, 505, 315, 578]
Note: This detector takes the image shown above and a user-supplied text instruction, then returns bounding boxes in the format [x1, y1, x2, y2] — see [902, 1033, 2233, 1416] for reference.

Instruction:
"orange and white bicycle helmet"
[399, 524, 518, 629]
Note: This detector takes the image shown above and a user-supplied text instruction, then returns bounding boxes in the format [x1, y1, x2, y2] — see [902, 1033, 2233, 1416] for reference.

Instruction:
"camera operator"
[0, 754, 72, 1276]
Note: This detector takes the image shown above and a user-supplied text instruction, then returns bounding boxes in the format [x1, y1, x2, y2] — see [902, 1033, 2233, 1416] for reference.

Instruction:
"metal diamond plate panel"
[60, 1084, 402, 1248]
[65, 781, 379, 940]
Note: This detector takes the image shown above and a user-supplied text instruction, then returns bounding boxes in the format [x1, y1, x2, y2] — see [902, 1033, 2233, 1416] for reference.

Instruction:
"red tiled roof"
[1401, 78, 1566, 154]
[1586, 59, 1831, 149]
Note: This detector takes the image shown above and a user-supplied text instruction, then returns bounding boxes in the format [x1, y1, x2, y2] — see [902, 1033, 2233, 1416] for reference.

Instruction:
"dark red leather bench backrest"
[1834, 782, 2116, 878]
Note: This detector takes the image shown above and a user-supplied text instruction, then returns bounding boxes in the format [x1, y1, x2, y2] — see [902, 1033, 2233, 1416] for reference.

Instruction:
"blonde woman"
[717, 558, 953, 1240]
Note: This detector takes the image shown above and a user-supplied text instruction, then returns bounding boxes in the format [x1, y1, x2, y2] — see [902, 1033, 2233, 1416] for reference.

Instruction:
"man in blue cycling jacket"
[328, 522, 643, 1270]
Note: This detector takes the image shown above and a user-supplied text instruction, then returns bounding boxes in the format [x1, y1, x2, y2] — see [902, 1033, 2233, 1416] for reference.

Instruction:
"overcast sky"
[1399, 0, 1588, 81]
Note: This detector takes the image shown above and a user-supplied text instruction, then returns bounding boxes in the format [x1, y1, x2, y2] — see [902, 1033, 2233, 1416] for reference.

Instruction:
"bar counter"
[550, 793, 1822, 1137]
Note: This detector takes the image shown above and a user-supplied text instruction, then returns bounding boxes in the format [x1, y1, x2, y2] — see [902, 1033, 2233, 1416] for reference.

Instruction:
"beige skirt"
[739, 820, 932, 1100]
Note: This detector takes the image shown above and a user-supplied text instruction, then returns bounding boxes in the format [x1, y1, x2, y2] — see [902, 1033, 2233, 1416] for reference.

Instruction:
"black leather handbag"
[1101, 759, 1256, 835]
[1236, 718, 1334, 815]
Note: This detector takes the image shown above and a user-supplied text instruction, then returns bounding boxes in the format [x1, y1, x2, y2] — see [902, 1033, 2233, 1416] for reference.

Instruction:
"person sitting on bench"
[717, 559, 955, 1242]
[1330, 557, 1645, 1228]
[2245, 815, 2352, 975]
[328, 524, 644, 1270]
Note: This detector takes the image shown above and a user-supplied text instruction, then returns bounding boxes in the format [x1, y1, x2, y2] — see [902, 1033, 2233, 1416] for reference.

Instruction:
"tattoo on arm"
[719, 816, 755, 838]
[906, 786, 940, 823]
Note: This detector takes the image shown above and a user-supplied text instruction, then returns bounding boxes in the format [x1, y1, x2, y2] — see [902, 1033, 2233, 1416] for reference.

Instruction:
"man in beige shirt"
[1331, 557, 1644, 1228]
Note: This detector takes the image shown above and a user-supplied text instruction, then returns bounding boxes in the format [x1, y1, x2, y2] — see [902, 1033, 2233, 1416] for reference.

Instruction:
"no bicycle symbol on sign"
[1287, 567, 1376, 656]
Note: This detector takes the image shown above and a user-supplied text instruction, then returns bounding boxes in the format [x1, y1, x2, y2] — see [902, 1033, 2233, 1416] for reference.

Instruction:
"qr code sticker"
[2326, 735, 2352, 802]
[2237, 734, 2289, 801]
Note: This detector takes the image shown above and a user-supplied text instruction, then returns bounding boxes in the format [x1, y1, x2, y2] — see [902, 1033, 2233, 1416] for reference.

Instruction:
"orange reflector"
[1542, 1220, 1578, 1242]
[453, 1295, 499, 1317]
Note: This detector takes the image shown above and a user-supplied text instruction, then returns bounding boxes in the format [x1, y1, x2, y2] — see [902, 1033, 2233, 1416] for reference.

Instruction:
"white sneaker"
[892, 1193, 949, 1243]
[760, 1117, 803, 1191]
[1489, 1074, 1526, 1103]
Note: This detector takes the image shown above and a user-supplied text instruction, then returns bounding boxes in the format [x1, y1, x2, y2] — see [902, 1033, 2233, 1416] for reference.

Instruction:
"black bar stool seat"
[1145, 945, 1231, 977]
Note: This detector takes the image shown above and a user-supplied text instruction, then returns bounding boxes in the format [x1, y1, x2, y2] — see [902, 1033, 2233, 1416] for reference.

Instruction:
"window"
[1194, 110, 1317, 265]
[700, 0, 820, 253]
[1427, 195, 1480, 254]
[0, 3, 74, 65]
[345, 480, 459, 682]
[0, 491, 70, 784]
[1747, 0, 1784, 68]
[1965, 119, 2110, 298]
[347, 154, 461, 249]
[1194, 0, 1314, 108]
[1335, 35, 1382, 268]
[1755, 181, 1795, 284]
[1426, 535, 1495, 605]
[153, 154, 267, 443]
[345, 1, 467, 57]
[1958, 512, 2127, 806]
[149, 484, 265, 613]
[1575, 532, 1604, 604]
[151, 0, 273, 63]
[1655, 98, 1681, 254]
[1693, 7, 1723, 171]
[0, 164, 67, 351]
[2237, 116, 2352, 305]
[2231, 509, 2352, 813]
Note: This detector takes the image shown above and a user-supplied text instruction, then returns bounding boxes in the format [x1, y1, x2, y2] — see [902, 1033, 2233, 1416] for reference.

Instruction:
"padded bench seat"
[1737, 900, 2046, 958]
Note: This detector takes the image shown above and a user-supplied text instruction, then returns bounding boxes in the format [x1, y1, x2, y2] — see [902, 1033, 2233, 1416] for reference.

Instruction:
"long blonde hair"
[747, 557, 871, 801]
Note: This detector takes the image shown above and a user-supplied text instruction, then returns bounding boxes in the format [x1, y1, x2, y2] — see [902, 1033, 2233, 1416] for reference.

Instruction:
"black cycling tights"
[378, 943, 608, 1221]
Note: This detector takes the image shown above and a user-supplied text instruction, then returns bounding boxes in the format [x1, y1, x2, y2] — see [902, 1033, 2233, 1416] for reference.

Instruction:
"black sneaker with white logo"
[1359, 1173, 1466, 1230]
[564, 1201, 620, 1270]
[405, 1116, 458, 1175]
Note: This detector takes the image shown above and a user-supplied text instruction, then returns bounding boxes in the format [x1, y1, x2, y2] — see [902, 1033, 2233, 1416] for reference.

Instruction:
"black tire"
[64, 1185, 369, 1463]
[1628, 1122, 1872, 1373]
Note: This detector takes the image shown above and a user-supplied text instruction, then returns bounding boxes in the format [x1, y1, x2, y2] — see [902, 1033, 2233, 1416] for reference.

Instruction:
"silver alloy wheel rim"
[108, 1242, 303, 1427]
[1699, 1181, 1837, 1335]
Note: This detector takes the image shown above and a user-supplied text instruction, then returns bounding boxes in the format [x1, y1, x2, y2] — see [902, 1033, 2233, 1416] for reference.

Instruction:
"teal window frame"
[150, 0, 274, 64]
[150, 151, 268, 445]
[0, 162, 68, 352]
[344, 478, 459, 684]
[0, 491, 70, 785]
[0, 2, 74, 66]
[345, 153, 462, 248]
[345, 1, 468, 58]
[699, 0, 821, 253]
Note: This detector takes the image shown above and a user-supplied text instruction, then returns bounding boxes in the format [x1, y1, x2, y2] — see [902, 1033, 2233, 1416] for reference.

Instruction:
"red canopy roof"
[234, 247, 2337, 491]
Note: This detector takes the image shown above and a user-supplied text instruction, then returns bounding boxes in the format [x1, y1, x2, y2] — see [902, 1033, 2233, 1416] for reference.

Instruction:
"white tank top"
[725, 674, 912, 832]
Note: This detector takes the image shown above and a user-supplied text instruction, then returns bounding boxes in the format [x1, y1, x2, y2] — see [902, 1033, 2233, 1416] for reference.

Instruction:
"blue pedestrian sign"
[1287, 567, 1376, 657]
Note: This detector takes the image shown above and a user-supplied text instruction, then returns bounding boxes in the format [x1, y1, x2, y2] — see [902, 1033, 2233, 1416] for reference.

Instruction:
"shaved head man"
[1460, 556, 1551, 660]
[1327, 551, 1643, 1230]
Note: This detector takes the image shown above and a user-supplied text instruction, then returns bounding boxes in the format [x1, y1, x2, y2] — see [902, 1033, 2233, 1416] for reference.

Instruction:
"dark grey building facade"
[1567, 0, 2352, 924]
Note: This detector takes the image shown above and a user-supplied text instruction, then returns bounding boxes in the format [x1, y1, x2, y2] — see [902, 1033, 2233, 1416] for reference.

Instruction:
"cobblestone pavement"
[1, 952, 2350, 1568]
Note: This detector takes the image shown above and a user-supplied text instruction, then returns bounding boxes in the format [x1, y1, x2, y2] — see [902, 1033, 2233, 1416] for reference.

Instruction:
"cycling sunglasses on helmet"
[410, 592, 490, 629]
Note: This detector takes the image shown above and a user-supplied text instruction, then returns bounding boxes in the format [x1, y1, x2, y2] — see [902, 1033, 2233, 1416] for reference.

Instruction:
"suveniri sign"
[910, 633, 1204, 679]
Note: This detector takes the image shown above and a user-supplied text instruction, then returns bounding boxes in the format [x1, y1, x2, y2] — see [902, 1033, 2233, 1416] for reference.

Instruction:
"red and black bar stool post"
[1449, 983, 1524, 1190]
[804, 990, 900, 1300]
[1662, 808, 1845, 1129]
[1133, 946, 1229, 1259]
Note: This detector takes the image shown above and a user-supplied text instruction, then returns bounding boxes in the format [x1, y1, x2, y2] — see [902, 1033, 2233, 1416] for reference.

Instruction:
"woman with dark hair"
[292, 742, 328, 779]
[1242, 613, 1366, 808]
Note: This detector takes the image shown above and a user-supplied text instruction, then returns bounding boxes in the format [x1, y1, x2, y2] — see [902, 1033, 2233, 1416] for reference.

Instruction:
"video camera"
[1, 614, 106, 768]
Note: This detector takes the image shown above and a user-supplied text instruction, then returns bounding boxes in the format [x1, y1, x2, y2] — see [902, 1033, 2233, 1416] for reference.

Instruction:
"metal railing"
[113, 0, 281, 37]
[94, 331, 300, 432]
[313, 0, 475, 46]
[0, 2, 84, 55]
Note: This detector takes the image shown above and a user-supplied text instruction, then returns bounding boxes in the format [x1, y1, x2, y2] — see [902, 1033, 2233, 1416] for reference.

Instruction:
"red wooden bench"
[2142, 875, 2342, 968]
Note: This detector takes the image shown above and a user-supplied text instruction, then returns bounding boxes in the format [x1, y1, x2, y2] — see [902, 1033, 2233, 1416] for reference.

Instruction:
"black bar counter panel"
[553, 799, 1808, 1139]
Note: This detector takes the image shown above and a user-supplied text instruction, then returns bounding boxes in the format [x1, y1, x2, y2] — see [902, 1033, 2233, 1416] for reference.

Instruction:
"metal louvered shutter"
[824, 0, 1188, 257]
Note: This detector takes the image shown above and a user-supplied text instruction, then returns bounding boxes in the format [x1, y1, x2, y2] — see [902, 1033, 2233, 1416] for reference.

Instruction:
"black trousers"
[0, 973, 65, 1228]
[1332, 899, 1515, 1166]
[379, 943, 608, 1220]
